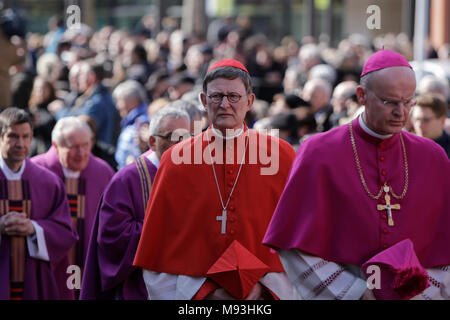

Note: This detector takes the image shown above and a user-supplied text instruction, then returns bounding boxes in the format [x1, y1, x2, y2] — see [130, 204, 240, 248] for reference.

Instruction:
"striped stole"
[135, 157, 152, 210]
[0, 180, 32, 300]
[65, 177, 86, 269]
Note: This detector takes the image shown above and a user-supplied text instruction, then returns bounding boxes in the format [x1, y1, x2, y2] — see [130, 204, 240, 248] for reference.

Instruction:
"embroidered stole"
[65, 177, 86, 269]
[0, 180, 32, 300]
[135, 157, 152, 210]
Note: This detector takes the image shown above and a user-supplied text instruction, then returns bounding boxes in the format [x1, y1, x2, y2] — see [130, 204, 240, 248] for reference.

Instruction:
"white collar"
[359, 113, 393, 140]
[147, 151, 160, 169]
[211, 124, 245, 140]
[0, 157, 25, 180]
[62, 165, 81, 178]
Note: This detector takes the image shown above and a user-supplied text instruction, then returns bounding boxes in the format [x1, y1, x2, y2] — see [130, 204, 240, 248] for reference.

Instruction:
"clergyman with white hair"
[167, 99, 204, 134]
[31, 116, 115, 296]
[80, 106, 190, 300]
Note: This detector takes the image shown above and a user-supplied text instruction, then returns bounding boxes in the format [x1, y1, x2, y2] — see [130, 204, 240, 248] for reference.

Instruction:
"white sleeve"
[259, 272, 302, 299]
[278, 249, 367, 300]
[142, 269, 206, 300]
[26, 220, 50, 262]
[411, 266, 450, 300]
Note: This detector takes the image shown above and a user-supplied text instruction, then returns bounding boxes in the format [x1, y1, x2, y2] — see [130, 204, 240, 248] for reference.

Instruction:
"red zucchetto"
[207, 59, 249, 74]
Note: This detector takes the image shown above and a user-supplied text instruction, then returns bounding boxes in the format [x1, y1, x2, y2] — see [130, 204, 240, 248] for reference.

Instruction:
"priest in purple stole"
[32, 117, 114, 293]
[80, 106, 191, 299]
[0, 108, 77, 300]
[264, 50, 450, 300]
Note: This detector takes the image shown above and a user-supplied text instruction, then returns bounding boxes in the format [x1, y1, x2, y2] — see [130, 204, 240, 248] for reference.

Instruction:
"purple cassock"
[264, 116, 450, 268]
[80, 152, 157, 300]
[0, 159, 78, 299]
[32, 146, 114, 271]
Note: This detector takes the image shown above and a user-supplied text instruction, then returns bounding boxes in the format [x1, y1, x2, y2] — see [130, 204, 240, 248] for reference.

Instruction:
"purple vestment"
[0, 159, 78, 299]
[264, 116, 450, 268]
[80, 154, 157, 300]
[32, 146, 114, 269]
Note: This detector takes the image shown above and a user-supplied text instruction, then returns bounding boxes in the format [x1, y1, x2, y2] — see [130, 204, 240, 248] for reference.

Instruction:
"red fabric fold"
[192, 279, 219, 300]
[206, 240, 270, 299]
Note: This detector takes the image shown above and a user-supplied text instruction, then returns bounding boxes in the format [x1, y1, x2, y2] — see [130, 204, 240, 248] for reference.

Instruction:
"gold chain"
[349, 122, 408, 200]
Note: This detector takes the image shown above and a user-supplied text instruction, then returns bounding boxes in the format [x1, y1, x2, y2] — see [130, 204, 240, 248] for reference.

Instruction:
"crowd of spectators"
[2, 12, 449, 168]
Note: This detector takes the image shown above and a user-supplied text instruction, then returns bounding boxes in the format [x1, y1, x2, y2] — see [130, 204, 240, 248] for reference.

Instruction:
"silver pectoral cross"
[217, 209, 227, 234]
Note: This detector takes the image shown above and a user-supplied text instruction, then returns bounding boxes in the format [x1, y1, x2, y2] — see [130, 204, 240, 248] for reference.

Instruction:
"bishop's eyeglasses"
[367, 89, 416, 109]
[153, 130, 193, 142]
[207, 92, 243, 104]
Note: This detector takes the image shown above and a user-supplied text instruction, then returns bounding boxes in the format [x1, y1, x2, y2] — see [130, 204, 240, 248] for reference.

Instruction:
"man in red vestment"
[134, 59, 297, 300]
[263, 50, 450, 300]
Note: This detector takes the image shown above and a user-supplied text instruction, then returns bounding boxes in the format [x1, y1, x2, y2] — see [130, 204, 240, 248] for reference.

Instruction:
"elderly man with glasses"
[264, 50, 450, 300]
[81, 106, 190, 300]
[134, 59, 297, 300]
[32, 117, 115, 299]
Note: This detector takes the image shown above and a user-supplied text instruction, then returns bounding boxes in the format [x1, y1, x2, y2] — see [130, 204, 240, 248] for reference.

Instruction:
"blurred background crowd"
[0, 0, 449, 170]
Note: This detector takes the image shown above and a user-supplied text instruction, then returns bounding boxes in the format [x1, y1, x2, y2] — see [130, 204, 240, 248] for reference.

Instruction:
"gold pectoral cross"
[377, 186, 401, 227]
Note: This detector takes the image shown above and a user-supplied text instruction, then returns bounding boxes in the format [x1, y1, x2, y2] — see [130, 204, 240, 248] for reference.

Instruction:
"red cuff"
[192, 279, 219, 300]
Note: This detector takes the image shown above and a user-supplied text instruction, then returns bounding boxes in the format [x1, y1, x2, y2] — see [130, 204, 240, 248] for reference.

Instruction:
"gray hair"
[149, 107, 190, 136]
[52, 116, 92, 146]
[167, 99, 203, 121]
[112, 80, 148, 104]
[309, 64, 337, 85]
[417, 75, 449, 100]
[360, 72, 374, 90]
[303, 78, 332, 100]
[299, 43, 320, 62]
